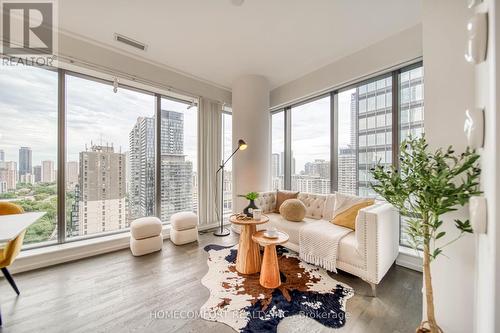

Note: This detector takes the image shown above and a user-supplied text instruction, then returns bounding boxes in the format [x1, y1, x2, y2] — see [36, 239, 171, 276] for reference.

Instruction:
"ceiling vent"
[114, 33, 147, 51]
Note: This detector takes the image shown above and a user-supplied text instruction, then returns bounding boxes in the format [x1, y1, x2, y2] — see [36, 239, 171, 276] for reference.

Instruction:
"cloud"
[0, 66, 198, 171]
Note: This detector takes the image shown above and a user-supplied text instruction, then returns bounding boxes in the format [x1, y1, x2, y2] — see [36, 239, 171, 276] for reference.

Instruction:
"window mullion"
[155, 94, 161, 219]
[284, 107, 292, 190]
[331, 91, 338, 193]
[57, 69, 66, 244]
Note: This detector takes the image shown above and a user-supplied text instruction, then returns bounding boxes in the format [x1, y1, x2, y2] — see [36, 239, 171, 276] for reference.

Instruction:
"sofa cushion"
[298, 193, 328, 219]
[257, 213, 317, 245]
[274, 190, 299, 213]
[333, 192, 373, 216]
[279, 199, 306, 222]
[337, 232, 364, 268]
[322, 193, 337, 221]
[332, 200, 374, 230]
[255, 191, 276, 213]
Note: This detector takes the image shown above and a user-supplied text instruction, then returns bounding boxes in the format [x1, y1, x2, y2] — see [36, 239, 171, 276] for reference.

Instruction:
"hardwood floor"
[0, 231, 422, 333]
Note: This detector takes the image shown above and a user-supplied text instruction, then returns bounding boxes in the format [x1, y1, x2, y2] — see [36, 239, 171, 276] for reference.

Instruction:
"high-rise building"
[77, 144, 126, 236]
[0, 181, 6, 194]
[292, 175, 330, 194]
[0, 161, 17, 190]
[161, 110, 184, 155]
[66, 161, 79, 189]
[20, 173, 35, 184]
[160, 110, 193, 221]
[129, 116, 155, 219]
[34, 165, 42, 183]
[304, 159, 330, 179]
[0, 149, 4, 162]
[128, 110, 194, 222]
[19, 146, 32, 177]
[271, 153, 280, 178]
[337, 148, 357, 195]
[41, 160, 55, 183]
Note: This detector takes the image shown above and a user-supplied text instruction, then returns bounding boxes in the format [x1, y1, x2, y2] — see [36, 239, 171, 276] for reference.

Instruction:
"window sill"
[8, 222, 222, 274]
[8, 223, 421, 275]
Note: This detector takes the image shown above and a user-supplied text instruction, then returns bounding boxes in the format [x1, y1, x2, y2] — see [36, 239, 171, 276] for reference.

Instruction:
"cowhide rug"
[200, 244, 354, 333]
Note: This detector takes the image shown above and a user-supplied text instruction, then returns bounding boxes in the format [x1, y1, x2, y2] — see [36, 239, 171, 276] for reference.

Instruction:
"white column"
[232, 75, 270, 213]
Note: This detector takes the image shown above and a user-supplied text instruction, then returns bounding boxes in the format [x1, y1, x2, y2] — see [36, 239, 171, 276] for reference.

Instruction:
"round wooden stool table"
[252, 230, 289, 289]
[229, 214, 269, 274]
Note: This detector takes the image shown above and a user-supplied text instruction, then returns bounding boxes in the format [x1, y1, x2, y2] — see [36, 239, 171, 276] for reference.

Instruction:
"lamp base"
[213, 227, 231, 237]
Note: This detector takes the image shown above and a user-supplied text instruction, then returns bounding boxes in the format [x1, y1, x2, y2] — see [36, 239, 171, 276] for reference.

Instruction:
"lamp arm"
[216, 146, 240, 173]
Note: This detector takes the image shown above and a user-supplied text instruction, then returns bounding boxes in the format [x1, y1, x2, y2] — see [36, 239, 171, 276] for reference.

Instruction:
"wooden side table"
[252, 230, 289, 289]
[229, 215, 269, 274]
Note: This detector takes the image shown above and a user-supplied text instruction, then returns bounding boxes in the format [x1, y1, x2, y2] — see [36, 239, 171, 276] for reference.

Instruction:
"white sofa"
[232, 191, 399, 295]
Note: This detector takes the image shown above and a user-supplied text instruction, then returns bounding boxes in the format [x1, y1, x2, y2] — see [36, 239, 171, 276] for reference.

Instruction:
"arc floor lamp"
[214, 139, 248, 236]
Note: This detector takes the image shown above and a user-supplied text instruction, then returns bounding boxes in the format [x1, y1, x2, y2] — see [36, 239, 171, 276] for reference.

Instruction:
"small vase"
[243, 199, 258, 218]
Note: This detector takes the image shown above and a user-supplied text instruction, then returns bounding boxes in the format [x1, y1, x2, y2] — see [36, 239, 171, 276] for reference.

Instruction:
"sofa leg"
[368, 282, 377, 297]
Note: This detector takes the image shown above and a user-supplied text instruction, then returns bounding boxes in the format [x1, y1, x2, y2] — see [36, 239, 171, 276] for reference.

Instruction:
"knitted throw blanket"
[299, 220, 352, 273]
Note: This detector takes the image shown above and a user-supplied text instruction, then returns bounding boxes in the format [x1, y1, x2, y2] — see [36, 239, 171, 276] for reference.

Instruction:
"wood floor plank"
[0, 231, 421, 333]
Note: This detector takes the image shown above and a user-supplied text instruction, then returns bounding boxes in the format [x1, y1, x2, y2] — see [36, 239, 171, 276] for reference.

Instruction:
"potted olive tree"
[370, 136, 481, 333]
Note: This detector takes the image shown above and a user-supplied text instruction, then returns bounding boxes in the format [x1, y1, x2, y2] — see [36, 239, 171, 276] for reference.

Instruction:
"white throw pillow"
[321, 193, 337, 221]
[333, 193, 373, 217]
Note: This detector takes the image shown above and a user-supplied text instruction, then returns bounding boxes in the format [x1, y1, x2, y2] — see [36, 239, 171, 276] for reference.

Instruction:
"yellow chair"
[0, 202, 25, 296]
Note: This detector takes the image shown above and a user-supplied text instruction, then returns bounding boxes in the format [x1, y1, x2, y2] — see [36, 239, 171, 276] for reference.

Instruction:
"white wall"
[270, 24, 422, 108]
[422, 1, 475, 332]
[474, 1, 500, 332]
[232, 75, 270, 212]
[58, 33, 232, 104]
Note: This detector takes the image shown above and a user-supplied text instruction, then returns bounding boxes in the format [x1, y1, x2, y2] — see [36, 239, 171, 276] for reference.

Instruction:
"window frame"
[272, 61, 423, 247]
[1, 63, 201, 250]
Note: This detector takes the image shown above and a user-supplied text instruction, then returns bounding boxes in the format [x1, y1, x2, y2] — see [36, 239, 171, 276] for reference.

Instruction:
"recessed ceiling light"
[231, 0, 244, 6]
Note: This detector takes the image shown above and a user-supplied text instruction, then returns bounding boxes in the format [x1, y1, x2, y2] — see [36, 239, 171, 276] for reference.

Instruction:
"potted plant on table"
[370, 136, 481, 333]
[238, 192, 260, 218]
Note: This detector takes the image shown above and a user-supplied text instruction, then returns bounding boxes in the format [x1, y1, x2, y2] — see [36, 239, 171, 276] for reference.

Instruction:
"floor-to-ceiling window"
[222, 110, 233, 218]
[398, 65, 424, 246]
[0, 60, 208, 248]
[0, 65, 58, 246]
[66, 73, 156, 238]
[337, 88, 357, 195]
[272, 62, 423, 246]
[290, 96, 331, 194]
[357, 76, 393, 197]
[271, 111, 285, 190]
[159, 97, 198, 223]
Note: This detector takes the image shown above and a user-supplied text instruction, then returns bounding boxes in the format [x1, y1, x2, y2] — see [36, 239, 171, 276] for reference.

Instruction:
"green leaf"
[436, 231, 446, 239]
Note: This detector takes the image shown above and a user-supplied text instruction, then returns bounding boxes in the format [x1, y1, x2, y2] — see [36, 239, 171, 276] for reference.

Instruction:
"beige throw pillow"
[331, 200, 374, 230]
[279, 199, 306, 222]
[274, 190, 299, 213]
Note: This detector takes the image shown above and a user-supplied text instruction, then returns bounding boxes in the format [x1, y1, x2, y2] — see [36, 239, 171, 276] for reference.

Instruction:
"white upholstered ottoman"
[130, 216, 163, 256]
[170, 212, 198, 245]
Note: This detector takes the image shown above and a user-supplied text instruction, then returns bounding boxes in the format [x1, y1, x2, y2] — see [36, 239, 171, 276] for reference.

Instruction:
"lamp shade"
[238, 139, 248, 151]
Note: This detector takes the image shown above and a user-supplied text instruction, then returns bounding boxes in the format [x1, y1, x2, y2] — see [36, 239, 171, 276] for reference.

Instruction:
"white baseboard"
[7, 222, 223, 275]
[396, 246, 423, 272]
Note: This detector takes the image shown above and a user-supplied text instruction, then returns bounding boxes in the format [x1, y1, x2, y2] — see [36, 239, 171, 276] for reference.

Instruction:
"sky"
[271, 92, 355, 173]
[0, 64, 198, 170]
[1, 64, 354, 177]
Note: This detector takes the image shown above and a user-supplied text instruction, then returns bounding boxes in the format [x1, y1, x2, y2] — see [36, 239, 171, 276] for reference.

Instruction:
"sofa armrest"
[355, 202, 399, 284]
[255, 191, 277, 213]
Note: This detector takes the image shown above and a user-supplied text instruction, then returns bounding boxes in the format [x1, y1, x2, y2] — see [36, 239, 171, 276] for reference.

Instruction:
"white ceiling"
[59, 0, 422, 90]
